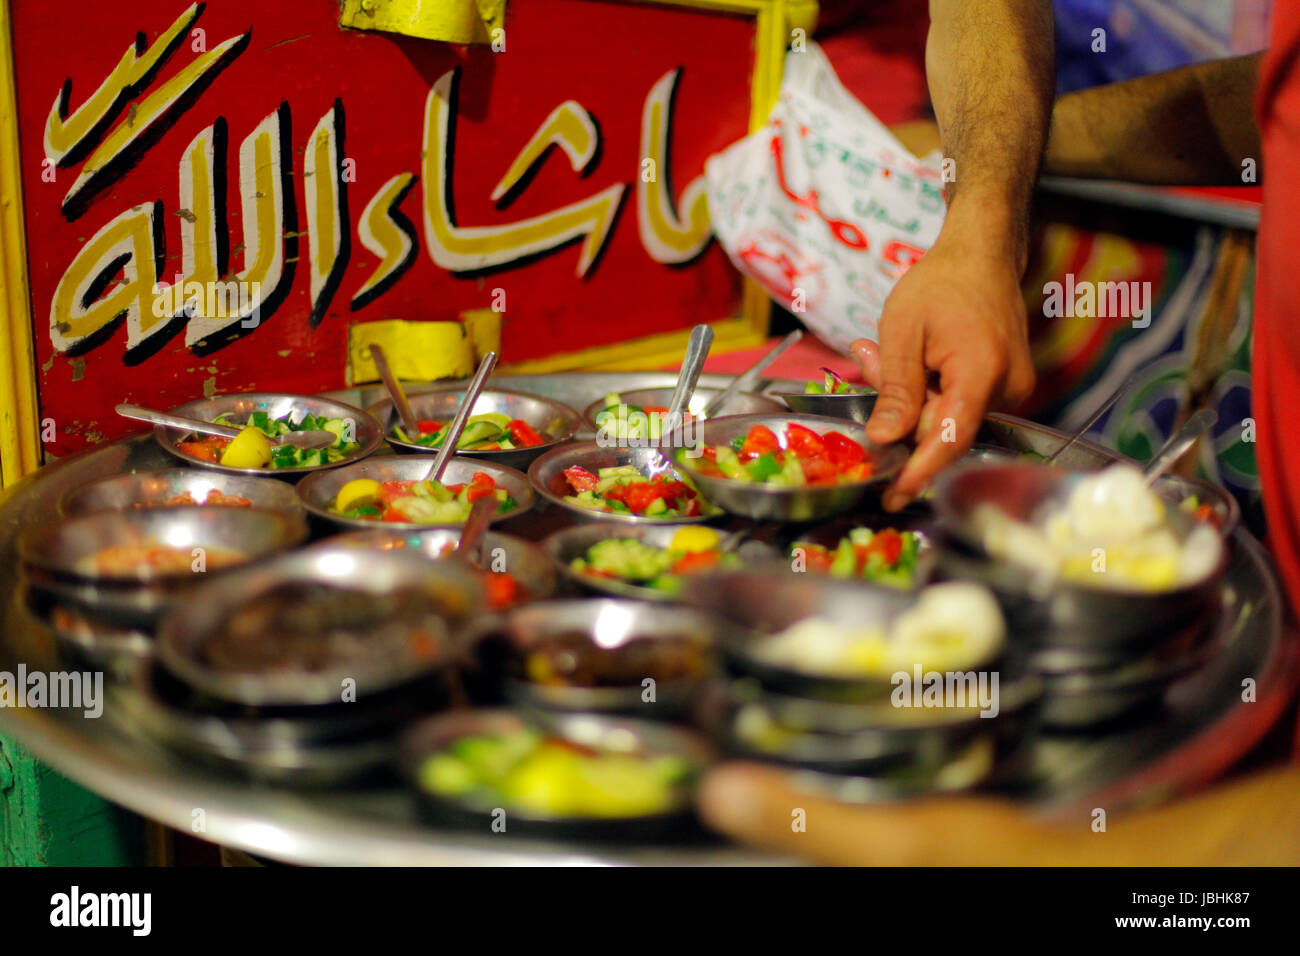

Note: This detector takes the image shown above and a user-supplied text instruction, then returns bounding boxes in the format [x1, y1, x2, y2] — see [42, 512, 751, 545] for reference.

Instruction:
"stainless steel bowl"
[682, 568, 1007, 704]
[326, 526, 557, 607]
[475, 597, 720, 717]
[673, 414, 908, 522]
[22, 584, 153, 681]
[930, 461, 1230, 651]
[543, 521, 776, 602]
[60, 468, 306, 520]
[155, 544, 483, 707]
[772, 389, 878, 423]
[295, 455, 534, 532]
[153, 392, 384, 477]
[1155, 473, 1241, 538]
[371, 386, 581, 471]
[527, 440, 720, 526]
[785, 510, 935, 590]
[110, 665, 402, 787]
[18, 507, 307, 627]
[580, 386, 785, 432]
[400, 708, 715, 840]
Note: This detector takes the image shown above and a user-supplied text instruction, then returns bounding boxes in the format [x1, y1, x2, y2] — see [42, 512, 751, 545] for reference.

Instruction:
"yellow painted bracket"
[348, 312, 501, 384]
[339, 0, 507, 45]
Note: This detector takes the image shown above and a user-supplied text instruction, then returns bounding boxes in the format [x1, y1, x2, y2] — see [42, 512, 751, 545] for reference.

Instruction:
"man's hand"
[857, 215, 1035, 510]
[697, 760, 1300, 866]
[855, 0, 1053, 510]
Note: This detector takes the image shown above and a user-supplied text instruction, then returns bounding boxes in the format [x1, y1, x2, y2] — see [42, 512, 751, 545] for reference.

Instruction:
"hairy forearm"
[926, 0, 1055, 272]
[1044, 53, 1263, 185]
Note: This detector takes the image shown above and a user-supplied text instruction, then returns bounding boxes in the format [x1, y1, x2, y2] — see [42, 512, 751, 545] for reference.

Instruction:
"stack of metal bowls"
[930, 461, 1233, 729]
[124, 544, 486, 786]
[680, 569, 1039, 796]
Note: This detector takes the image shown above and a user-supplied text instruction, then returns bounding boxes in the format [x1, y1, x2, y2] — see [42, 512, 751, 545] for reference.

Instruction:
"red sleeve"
[1251, 1, 1300, 759]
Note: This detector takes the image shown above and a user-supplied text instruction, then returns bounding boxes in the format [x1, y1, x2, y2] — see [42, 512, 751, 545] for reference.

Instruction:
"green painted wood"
[0, 733, 144, 866]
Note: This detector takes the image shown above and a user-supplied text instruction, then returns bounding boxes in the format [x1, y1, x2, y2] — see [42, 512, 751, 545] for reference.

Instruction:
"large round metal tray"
[0, 373, 1294, 866]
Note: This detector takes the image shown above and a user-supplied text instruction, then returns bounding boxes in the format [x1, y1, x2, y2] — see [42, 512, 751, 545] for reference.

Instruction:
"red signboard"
[6, 0, 763, 455]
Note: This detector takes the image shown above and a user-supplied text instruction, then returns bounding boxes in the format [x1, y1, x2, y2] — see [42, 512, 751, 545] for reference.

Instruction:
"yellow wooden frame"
[0, 0, 814, 485]
[0, 1, 40, 487]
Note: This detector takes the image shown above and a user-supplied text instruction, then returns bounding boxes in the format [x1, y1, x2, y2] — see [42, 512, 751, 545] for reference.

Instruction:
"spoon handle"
[425, 352, 498, 484]
[1143, 408, 1218, 484]
[116, 403, 243, 440]
[701, 330, 802, 420]
[665, 325, 714, 434]
[457, 495, 497, 565]
[369, 344, 422, 438]
[1045, 374, 1134, 465]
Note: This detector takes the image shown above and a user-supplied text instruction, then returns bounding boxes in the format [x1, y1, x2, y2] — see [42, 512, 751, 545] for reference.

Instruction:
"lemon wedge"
[669, 526, 719, 553]
[219, 426, 272, 468]
[335, 478, 382, 513]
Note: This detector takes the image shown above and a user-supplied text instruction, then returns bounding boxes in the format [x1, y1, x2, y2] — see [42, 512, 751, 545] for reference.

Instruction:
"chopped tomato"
[739, 424, 780, 461]
[682, 497, 702, 517]
[1195, 503, 1220, 527]
[380, 507, 409, 522]
[800, 455, 838, 485]
[507, 419, 545, 447]
[178, 439, 224, 463]
[563, 465, 599, 492]
[416, 419, 443, 437]
[785, 423, 826, 458]
[700, 447, 718, 462]
[864, 528, 904, 565]
[670, 550, 721, 574]
[623, 483, 663, 514]
[642, 405, 669, 416]
[465, 472, 497, 503]
[484, 572, 521, 608]
[843, 461, 875, 482]
[822, 431, 866, 467]
[377, 480, 416, 505]
[801, 546, 835, 572]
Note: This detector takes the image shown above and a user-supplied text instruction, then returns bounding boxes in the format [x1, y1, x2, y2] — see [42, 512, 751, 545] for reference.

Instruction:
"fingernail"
[882, 488, 911, 512]
[867, 419, 900, 444]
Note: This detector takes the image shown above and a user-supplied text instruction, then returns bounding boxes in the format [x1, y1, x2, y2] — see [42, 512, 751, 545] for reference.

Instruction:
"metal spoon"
[423, 352, 498, 483]
[1143, 408, 1218, 485]
[116, 404, 336, 450]
[638, 325, 713, 480]
[1044, 375, 1135, 465]
[456, 495, 497, 566]
[700, 329, 802, 420]
[368, 343, 422, 439]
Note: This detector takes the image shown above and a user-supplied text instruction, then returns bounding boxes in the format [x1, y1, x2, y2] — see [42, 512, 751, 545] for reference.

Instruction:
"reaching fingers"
[849, 338, 881, 389]
[882, 351, 1000, 509]
[865, 313, 926, 444]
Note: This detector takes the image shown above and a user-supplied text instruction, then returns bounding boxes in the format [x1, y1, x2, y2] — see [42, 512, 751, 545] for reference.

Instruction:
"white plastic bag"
[705, 42, 948, 354]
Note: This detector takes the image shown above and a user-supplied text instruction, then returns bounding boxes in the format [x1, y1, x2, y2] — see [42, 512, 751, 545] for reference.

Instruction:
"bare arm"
[925, 0, 1055, 272]
[1044, 53, 1263, 185]
[861, 0, 1051, 509]
[893, 54, 1262, 186]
